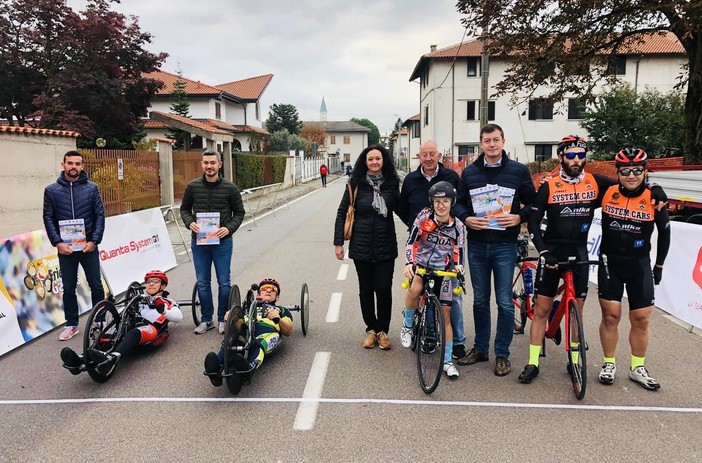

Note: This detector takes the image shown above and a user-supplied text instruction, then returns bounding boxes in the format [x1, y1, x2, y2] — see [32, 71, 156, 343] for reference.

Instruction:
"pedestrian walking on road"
[43, 150, 106, 341]
[334, 145, 400, 350]
[320, 163, 328, 187]
[181, 149, 245, 335]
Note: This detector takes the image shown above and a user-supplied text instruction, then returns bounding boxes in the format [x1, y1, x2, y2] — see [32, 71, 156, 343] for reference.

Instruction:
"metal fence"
[80, 149, 160, 217]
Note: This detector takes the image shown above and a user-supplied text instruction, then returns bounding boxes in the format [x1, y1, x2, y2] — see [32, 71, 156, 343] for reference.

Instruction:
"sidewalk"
[163, 174, 343, 264]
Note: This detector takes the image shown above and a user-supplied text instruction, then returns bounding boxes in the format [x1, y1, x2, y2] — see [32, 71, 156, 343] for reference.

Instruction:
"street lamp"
[393, 114, 403, 170]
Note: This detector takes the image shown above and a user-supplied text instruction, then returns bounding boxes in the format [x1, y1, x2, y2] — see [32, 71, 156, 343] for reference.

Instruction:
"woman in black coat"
[334, 145, 400, 350]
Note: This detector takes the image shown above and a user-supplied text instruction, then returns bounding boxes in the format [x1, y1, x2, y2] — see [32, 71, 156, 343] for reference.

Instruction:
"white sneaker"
[443, 362, 459, 379]
[628, 366, 661, 390]
[400, 324, 413, 348]
[218, 322, 226, 334]
[599, 362, 616, 385]
[194, 321, 215, 334]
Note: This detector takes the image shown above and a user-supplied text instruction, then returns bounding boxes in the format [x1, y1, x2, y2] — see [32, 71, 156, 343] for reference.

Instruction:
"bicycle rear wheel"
[416, 294, 445, 394]
[566, 299, 587, 400]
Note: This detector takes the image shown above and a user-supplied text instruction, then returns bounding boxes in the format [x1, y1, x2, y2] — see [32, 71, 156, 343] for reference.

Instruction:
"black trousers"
[353, 259, 395, 334]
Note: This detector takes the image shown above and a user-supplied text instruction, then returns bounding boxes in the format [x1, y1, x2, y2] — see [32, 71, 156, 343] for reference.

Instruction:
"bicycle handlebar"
[401, 267, 464, 295]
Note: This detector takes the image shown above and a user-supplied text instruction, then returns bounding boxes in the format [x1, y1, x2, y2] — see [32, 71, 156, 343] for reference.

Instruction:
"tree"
[456, 0, 702, 164]
[265, 103, 302, 135]
[0, 0, 167, 148]
[581, 84, 684, 159]
[300, 122, 327, 155]
[350, 117, 380, 145]
[165, 66, 191, 150]
[267, 129, 307, 153]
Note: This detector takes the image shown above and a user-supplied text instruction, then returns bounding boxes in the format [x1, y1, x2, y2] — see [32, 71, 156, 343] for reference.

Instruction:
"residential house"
[143, 70, 272, 152]
[302, 121, 370, 166]
[401, 114, 421, 170]
[409, 31, 687, 163]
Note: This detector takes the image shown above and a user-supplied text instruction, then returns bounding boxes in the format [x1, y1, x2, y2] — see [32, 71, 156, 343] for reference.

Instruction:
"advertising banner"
[99, 207, 177, 295]
[0, 230, 95, 356]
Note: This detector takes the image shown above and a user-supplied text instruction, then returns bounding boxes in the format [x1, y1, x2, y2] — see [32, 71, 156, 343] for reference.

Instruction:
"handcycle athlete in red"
[518, 135, 666, 384]
[597, 148, 670, 390]
[60, 270, 183, 376]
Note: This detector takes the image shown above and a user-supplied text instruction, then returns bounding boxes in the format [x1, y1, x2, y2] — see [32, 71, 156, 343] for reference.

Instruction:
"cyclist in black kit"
[597, 148, 670, 390]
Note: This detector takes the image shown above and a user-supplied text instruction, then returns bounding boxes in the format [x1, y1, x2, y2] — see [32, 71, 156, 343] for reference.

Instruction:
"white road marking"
[1, 397, 701, 414]
[337, 264, 349, 280]
[293, 351, 331, 430]
[326, 293, 342, 323]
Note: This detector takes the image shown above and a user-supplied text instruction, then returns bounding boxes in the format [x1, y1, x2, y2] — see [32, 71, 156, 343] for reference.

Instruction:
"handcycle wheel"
[567, 299, 587, 400]
[512, 263, 535, 334]
[223, 304, 247, 395]
[82, 300, 121, 383]
[300, 283, 309, 336]
[125, 281, 142, 301]
[416, 294, 445, 394]
[191, 282, 201, 326]
[228, 284, 241, 311]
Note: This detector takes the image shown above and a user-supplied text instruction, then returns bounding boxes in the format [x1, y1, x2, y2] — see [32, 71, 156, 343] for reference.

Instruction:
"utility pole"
[479, 30, 490, 128]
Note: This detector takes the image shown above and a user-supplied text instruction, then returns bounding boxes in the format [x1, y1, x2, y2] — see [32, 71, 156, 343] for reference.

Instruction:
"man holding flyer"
[181, 149, 245, 335]
[454, 124, 536, 376]
[43, 150, 106, 341]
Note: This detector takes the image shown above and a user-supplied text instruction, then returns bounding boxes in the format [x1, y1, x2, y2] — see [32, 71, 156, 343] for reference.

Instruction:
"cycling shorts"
[535, 245, 589, 299]
[597, 256, 655, 310]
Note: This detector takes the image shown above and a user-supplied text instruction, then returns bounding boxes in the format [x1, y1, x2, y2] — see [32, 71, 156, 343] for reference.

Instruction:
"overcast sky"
[69, 0, 469, 134]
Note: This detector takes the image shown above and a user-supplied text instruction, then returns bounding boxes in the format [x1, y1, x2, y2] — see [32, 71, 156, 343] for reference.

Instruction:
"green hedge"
[233, 152, 287, 189]
[526, 158, 559, 175]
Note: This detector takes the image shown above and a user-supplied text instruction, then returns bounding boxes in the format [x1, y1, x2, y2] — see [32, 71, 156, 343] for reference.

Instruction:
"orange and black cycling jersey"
[528, 172, 615, 251]
[600, 183, 670, 264]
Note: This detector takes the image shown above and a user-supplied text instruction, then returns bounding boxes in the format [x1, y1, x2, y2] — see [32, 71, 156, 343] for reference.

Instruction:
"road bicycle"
[219, 282, 310, 395]
[533, 256, 603, 400]
[402, 268, 464, 394]
[513, 236, 538, 334]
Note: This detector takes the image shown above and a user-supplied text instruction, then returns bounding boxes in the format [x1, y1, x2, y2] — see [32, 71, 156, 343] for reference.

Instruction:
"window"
[566, 61, 590, 76]
[467, 57, 480, 77]
[329, 135, 336, 144]
[568, 98, 586, 120]
[343, 136, 350, 144]
[424, 105, 429, 126]
[215, 102, 221, 120]
[534, 144, 553, 161]
[458, 145, 476, 156]
[422, 70, 429, 89]
[607, 55, 626, 75]
[255, 102, 260, 120]
[467, 100, 496, 121]
[411, 122, 420, 138]
[528, 98, 553, 120]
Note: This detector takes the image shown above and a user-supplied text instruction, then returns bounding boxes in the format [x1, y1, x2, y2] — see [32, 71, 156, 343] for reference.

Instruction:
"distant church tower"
[320, 96, 327, 122]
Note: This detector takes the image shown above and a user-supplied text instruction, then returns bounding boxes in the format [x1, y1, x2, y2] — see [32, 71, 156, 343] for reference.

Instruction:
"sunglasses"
[563, 151, 586, 160]
[259, 284, 278, 293]
[618, 167, 644, 176]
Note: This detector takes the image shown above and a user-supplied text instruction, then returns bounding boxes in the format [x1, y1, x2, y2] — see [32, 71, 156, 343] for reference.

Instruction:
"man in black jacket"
[454, 124, 536, 376]
[181, 150, 245, 335]
[43, 150, 106, 341]
[397, 140, 468, 361]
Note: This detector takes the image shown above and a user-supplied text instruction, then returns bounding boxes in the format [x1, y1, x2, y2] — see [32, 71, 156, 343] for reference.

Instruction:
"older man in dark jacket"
[396, 140, 468, 361]
[43, 150, 106, 341]
[181, 149, 245, 335]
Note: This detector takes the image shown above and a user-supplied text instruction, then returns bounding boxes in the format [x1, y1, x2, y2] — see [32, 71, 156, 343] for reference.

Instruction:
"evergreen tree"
[165, 67, 191, 150]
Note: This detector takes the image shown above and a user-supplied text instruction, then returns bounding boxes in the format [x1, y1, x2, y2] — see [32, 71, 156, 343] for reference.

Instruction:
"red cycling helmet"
[614, 147, 648, 167]
[144, 270, 168, 285]
[258, 278, 280, 296]
[557, 135, 588, 155]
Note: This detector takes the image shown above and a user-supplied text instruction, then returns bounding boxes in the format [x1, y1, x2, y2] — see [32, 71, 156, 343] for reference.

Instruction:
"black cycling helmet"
[557, 134, 588, 156]
[614, 147, 648, 167]
[258, 278, 280, 296]
[428, 181, 457, 206]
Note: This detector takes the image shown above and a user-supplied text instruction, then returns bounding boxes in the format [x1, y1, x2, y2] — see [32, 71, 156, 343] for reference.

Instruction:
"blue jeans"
[58, 249, 105, 327]
[467, 241, 517, 359]
[451, 294, 465, 346]
[192, 238, 232, 323]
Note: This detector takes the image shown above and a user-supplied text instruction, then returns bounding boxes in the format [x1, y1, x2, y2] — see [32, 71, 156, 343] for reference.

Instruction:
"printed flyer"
[469, 184, 515, 230]
[196, 212, 220, 245]
[58, 219, 87, 251]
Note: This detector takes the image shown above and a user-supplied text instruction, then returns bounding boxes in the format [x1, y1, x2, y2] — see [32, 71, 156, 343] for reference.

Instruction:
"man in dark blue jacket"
[43, 150, 106, 341]
[453, 124, 536, 376]
[397, 140, 468, 361]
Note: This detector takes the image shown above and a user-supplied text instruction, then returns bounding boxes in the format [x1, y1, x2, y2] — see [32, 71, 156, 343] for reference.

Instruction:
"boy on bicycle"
[401, 181, 465, 379]
[60, 270, 183, 376]
[203, 278, 293, 394]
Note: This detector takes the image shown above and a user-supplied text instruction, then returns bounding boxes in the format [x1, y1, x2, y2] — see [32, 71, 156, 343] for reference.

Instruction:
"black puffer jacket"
[334, 177, 400, 262]
[43, 171, 105, 246]
[180, 175, 245, 240]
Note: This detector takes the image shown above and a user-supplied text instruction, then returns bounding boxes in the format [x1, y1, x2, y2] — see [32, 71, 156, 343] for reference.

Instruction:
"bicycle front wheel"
[416, 294, 445, 394]
[512, 264, 534, 334]
[567, 299, 587, 400]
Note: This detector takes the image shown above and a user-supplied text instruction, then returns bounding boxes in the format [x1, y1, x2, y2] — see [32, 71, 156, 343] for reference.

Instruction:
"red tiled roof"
[201, 119, 269, 135]
[144, 120, 167, 128]
[216, 74, 273, 101]
[145, 70, 224, 96]
[153, 137, 174, 143]
[149, 111, 231, 135]
[0, 125, 80, 138]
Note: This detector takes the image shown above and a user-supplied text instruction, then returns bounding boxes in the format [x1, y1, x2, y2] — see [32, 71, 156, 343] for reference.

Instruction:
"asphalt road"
[1, 177, 701, 463]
